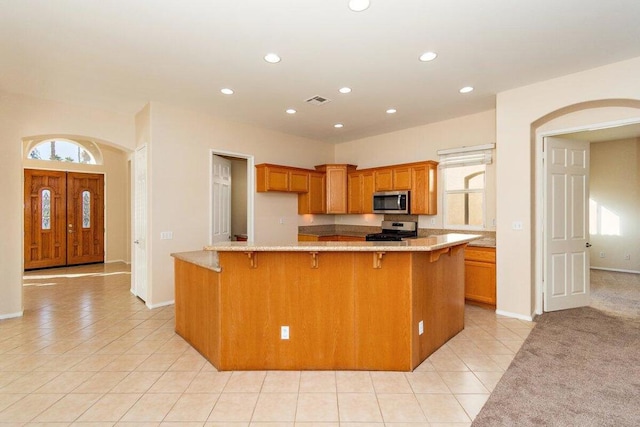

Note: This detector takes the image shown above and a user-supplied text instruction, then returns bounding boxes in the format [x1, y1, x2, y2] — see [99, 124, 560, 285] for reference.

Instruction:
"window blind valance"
[437, 143, 495, 168]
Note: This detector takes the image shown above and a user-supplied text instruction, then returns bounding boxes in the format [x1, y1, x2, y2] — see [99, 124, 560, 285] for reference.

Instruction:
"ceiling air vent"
[305, 95, 332, 106]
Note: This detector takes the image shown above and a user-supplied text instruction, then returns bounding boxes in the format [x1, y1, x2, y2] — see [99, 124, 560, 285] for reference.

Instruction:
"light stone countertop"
[202, 233, 481, 253]
[171, 250, 221, 272]
[173, 234, 481, 272]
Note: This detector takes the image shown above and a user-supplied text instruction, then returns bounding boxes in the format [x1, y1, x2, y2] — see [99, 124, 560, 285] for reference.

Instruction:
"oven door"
[372, 191, 409, 214]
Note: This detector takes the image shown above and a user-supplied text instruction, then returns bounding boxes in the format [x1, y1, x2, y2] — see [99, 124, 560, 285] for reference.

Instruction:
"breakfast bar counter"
[172, 234, 478, 371]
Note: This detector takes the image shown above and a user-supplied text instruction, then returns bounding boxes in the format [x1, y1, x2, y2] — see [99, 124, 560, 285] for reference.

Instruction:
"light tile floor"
[0, 262, 534, 426]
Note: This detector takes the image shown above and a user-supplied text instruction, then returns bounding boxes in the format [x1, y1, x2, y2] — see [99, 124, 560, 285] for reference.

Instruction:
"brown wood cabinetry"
[374, 166, 412, 191]
[464, 246, 496, 308]
[315, 164, 356, 214]
[348, 170, 374, 214]
[298, 171, 326, 214]
[297, 234, 365, 242]
[410, 161, 438, 215]
[361, 161, 438, 215]
[374, 168, 393, 191]
[174, 242, 466, 371]
[256, 164, 309, 193]
[257, 160, 437, 215]
[392, 166, 411, 190]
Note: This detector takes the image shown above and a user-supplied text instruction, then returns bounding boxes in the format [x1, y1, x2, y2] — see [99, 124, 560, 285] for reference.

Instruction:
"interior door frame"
[534, 117, 640, 314]
[209, 149, 255, 244]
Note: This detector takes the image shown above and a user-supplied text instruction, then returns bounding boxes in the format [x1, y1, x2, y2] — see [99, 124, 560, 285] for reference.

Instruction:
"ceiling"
[2, 1, 640, 144]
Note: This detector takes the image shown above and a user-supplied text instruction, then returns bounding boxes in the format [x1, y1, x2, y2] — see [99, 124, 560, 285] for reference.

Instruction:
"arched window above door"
[26, 138, 101, 165]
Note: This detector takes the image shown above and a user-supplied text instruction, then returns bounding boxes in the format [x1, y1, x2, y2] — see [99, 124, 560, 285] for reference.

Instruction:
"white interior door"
[212, 154, 232, 243]
[544, 137, 590, 311]
[133, 146, 148, 302]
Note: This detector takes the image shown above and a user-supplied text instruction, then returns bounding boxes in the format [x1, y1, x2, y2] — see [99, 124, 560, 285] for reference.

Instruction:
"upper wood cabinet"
[298, 171, 326, 214]
[256, 164, 309, 193]
[258, 160, 437, 215]
[348, 170, 374, 214]
[374, 166, 411, 191]
[315, 164, 356, 214]
[410, 161, 438, 215]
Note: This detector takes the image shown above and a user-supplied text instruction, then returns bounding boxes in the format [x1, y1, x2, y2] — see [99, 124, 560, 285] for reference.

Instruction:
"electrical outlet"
[279, 218, 285, 224]
[624, 254, 631, 260]
[281, 326, 289, 340]
[600, 251, 605, 258]
[430, 218, 436, 226]
[418, 320, 424, 335]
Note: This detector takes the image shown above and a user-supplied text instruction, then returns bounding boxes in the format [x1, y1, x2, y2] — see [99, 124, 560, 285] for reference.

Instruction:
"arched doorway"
[22, 135, 132, 269]
[531, 100, 640, 314]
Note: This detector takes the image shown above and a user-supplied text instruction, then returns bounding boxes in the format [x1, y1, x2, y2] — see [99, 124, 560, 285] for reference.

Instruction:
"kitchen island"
[172, 234, 479, 371]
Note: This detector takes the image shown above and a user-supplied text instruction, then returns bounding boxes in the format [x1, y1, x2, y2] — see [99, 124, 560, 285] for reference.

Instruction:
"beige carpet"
[472, 271, 640, 427]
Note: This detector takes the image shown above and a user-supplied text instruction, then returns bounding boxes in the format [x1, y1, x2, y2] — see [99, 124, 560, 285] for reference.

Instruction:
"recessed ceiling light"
[264, 53, 281, 64]
[419, 51, 438, 62]
[220, 88, 234, 95]
[459, 86, 474, 93]
[286, 109, 296, 114]
[348, 0, 370, 12]
[334, 123, 344, 128]
[339, 87, 352, 94]
[386, 108, 397, 114]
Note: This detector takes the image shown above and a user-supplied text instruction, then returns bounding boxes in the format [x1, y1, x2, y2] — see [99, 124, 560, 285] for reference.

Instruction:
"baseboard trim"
[0, 311, 24, 320]
[105, 259, 130, 265]
[147, 300, 175, 310]
[591, 267, 640, 274]
[495, 309, 534, 322]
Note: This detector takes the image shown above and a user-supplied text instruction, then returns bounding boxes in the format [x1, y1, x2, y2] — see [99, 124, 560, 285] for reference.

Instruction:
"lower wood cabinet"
[297, 234, 365, 242]
[464, 247, 496, 308]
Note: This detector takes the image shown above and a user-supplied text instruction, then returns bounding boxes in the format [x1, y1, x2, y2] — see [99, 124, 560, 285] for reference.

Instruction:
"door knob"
[585, 242, 592, 248]
[134, 240, 140, 244]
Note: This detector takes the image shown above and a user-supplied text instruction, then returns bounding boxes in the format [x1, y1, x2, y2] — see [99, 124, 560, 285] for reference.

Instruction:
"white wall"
[144, 102, 335, 307]
[333, 110, 497, 230]
[0, 91, 134, 318]
[496, 56, 640, 319]
[590, 138, 640, 272]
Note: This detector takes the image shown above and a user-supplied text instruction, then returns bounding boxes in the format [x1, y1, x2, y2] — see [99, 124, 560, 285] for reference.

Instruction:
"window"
[27, 139, 97, 164]
[438, 144, 494, 229]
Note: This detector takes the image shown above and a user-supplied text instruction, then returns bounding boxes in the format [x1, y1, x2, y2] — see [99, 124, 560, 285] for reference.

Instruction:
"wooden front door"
[24, 169, 105, 269]
[66, 172, 105, 265]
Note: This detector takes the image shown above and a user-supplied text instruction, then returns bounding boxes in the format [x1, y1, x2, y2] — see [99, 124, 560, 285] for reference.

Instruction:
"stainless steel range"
[365, 220, 418, 241]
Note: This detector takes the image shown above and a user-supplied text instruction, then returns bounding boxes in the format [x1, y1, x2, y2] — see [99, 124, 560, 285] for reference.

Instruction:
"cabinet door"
[393, 167, 411, 190]
[348, 173, 363, 213]
[464, 247, 496, 306]
[298, 234, 320, 241]
[289, 170, 309, 193]
[299, 172, 326, 214]
[410, 162, 437, 215]
[362, 171, 374, 214]
[325, 166, 349, 214]
[256, 165, 289, 192]
[374, 168, 393, 191]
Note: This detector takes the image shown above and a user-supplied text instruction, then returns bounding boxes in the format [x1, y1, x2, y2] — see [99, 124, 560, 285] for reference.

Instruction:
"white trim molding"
[0, 311, 24, 320]
[495, 309, 534, 322]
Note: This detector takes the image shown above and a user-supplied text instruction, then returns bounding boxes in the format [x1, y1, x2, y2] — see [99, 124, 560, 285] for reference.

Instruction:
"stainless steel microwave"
[372, 191, 410, 214]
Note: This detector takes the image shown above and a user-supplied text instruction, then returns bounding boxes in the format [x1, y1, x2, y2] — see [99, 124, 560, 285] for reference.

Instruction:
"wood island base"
[173, 238, 471, 372]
